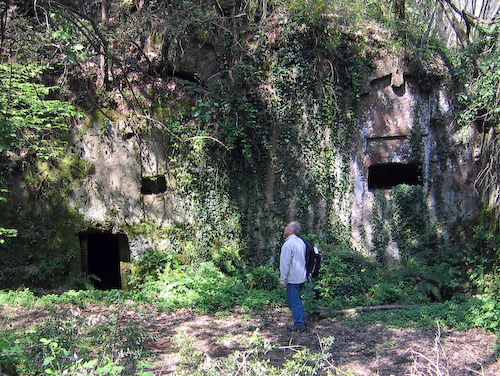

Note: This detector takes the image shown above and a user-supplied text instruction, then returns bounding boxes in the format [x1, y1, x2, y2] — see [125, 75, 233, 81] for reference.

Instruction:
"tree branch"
[463, 10, 499, 25]
[335, 304, 417, 315]
[436, 0, 470, 46]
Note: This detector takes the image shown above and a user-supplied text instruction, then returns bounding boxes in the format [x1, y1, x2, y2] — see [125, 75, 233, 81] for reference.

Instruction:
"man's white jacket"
[280, 234, 307, 285]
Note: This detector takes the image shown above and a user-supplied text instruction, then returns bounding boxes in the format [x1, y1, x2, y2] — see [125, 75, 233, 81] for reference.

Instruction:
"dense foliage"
[0, 62, 80, 245]
[1, 0, 500, 373]
[0, 63, 78, 158]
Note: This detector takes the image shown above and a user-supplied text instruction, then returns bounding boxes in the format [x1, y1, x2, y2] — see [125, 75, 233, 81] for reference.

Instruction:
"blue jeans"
[286, 283, 306, 328]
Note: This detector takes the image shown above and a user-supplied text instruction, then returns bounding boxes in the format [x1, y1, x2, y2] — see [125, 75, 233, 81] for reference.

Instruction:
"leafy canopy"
[0, 63, 79, 160]
[0, 63, 79, 243]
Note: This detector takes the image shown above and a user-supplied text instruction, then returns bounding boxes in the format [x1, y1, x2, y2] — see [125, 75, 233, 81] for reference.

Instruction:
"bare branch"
[463, 10, 499, 25]
[436, 0, 470, 46]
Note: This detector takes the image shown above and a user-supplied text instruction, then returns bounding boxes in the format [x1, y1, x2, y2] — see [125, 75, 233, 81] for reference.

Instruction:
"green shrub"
[315, 247, 374, 309]
[0, 331, 22, 375]
[467, 294, 500, 332]
[139, 261, 243, 312]
[128, 250, 176, 288]
[244, 265, 279, 291]
[240, 289, 283, 311]
[368, 282, 406, 305]
[13, 304, 155, 375]
[135, 261, 284, 313]
[211, 245, 243, 275]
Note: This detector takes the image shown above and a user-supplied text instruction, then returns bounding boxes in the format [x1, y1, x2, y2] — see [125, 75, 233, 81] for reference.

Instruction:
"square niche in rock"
[141, 175, 167, 194]
[368, 162, 422, 190]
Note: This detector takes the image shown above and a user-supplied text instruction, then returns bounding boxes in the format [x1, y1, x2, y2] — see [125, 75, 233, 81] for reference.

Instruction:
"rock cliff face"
[0, 3, 488, 288]
[70, 49, 479, 274]
[352, 55, 480, 260]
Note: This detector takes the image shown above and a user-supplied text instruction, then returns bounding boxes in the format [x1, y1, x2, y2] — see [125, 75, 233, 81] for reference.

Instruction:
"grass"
[1, 258, 500, 375]
[343, 296, 500, 333]
[1, 287, 498, 375]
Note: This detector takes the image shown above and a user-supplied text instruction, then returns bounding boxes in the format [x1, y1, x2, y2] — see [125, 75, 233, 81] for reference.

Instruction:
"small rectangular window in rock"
[141, 175, 167, 194]
[368, 162, 422, 190]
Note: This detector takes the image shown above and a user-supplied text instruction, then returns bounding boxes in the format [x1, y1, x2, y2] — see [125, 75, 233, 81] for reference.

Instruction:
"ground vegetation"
[1, 0, 500, 374]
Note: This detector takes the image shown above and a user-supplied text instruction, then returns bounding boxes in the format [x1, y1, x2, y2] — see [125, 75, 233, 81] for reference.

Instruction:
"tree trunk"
[395, 0, 406, 20]
[0, 0, 10, 54]
[436, 0, 469, 46]
[100, 0, 109, 90]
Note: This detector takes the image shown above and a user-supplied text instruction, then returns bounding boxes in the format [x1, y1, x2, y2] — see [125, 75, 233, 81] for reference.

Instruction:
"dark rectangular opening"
[368, 162, 422, 190]
[81, 232, 130, 290]
[141, 175, 167, 194]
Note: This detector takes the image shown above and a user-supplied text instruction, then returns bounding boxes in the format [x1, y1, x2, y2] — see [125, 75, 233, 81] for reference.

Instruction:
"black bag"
[301, 238, 322, 280]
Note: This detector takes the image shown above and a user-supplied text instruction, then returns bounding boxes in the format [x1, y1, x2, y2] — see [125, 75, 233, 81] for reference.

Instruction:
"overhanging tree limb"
[47, 1, 144, 111]
[436, 0, 470, 46]
[463, 10, 499, 25]
[436, 0, 500, 46]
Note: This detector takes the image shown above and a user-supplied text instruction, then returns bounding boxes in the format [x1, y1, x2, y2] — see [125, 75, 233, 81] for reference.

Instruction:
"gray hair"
[289, 221, 302, 236]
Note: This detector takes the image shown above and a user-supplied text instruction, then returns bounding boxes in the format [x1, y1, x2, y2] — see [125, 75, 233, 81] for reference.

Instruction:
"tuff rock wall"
[69, 51, 480, 266]
[352, 55, 480, 261]
[0, 3, 487, 288]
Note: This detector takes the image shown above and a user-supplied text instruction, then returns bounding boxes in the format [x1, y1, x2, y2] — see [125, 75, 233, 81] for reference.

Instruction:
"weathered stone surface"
[69, 50, 482, 263]
[351, 54, 480, 256]
[162, 29, 219, 83]
[364, 138, 413, 166]
[58, 26, 484, 271]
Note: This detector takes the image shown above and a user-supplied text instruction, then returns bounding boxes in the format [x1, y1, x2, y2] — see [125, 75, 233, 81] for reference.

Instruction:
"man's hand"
[280, 282, 286, 288]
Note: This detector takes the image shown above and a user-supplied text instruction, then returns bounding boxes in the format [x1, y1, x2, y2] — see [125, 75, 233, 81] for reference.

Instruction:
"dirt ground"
[2, 304, 499, 375]
[145, 307, 500, 375]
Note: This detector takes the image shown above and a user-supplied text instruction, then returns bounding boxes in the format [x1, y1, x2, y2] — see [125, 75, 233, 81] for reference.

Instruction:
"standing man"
[280, 221, 307, 332]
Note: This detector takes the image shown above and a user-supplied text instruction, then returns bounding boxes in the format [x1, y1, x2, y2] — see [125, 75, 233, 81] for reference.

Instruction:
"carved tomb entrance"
[80, 232, 130, 290]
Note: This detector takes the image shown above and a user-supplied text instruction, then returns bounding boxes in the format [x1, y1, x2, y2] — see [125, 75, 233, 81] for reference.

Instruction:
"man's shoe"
[287, 325, 306, 332]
